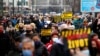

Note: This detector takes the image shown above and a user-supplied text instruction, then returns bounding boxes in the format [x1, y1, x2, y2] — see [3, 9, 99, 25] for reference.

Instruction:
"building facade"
[3, 0, 32, 14]
[32, 0, 65, 13]
[0, 0, 3, 16]
[2, 0, 80, 14]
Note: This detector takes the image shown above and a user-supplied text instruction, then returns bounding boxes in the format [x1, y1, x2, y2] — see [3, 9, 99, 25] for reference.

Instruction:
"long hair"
[88, 33, 98, 56]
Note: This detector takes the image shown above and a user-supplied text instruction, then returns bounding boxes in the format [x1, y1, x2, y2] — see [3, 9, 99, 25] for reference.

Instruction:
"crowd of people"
[0, 13, 100, 56]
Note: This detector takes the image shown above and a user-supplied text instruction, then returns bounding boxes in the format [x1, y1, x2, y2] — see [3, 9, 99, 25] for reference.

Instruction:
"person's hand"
[88, 22, 92, 25]
[6, 27, 10, 31]
[98, 39, 100, 42]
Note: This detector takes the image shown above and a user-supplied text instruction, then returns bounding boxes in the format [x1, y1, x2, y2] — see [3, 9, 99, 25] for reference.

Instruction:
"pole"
[8, 0, 11, 15]
[22, 0, 25, 14]
[13, 0, 14, 15]
[0, 0, 3, 16]
[2, 0, 3, 16]
[73, 0, 75, 14]
[32, 0, 33, 13]
[18, 0, 19, 13]
[8, 0, 10, 14]
[34, 0, 36, 13]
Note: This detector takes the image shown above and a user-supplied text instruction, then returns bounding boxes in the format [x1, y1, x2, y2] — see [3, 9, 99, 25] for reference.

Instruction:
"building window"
[17, 1, 22, 5]
[9, 2, 13, 5]
[3, 2, 6, 5]
[25, 2, 28, 5]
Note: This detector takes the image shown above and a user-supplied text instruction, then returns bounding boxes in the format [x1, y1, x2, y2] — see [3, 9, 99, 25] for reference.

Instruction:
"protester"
[30, 23, 37, 33]
[31, 33, 49, 56]
[92, 13, 100, 38]
[34, 16, 44, 33]
[46, 33, 59, 52]
[73, 16, 83, 29]
[17, 16, 24, 23]
[81, 19, 89, 28]
[16, 23, 25, 35]
[7, 37, 22, 56]
[86, 14, 94, 23]
[24, 16, 31, 24]
[88, 33, 100, 56]
[0, 25, 11, 56]
[23, 24, 34, 38]
[11, 16, 18, 27]
[50, 36, 70, 56]
[0, 12, 100, 56]
[22, 38, 35, 56]
[59, 20, 75, 30]
[51, 25, 59, 34]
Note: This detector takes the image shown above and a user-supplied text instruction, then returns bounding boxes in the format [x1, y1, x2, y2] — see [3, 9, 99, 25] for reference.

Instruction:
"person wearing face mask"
[45, 33, 59, 52]
[22, 38, 36, 56]
[25, 25, 33, 37]
[21, 25, 34, 38]
[16, 23, 25, 36]
[19, 26, 24, 34]
[50, 35, 70, 56]
[31, 33, 49, 56]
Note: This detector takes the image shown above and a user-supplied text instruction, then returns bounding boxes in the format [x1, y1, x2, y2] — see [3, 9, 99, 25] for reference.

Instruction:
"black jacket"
[91, 19, 100, 37]
[0, 33, 11, 56]
[50, 43, 70, 56]
[24, 18, 31, 24]
[50, 38, 70, 56]
[35, 42, 49, 56]
[7, 49, 22, 56]
[88, 35, 98, 56]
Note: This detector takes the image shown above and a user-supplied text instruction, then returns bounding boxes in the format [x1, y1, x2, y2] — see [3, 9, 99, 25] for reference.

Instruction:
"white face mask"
[44, 25, 48, 28]
[52, 38, 63, 44]
[52, 38, 59, 43]
[46, 21, 51, 24]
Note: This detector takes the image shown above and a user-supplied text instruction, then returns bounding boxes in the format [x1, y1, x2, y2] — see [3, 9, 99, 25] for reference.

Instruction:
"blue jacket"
[11, 18, 18, 26]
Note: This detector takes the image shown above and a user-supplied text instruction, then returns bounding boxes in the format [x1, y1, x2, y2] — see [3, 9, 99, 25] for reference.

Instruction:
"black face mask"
[19, 27, 23, 29]
[19, 27, 24, 33]
[35, 41, 41, 48]
[19, 30, 24, 33]
[26, 30, 32, 33]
